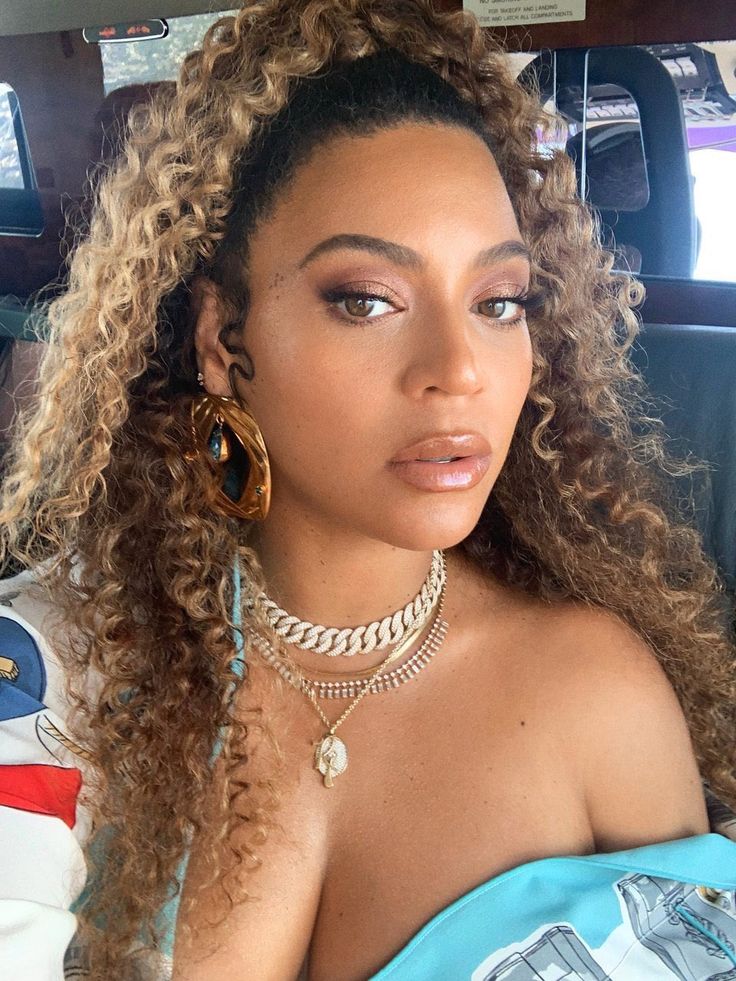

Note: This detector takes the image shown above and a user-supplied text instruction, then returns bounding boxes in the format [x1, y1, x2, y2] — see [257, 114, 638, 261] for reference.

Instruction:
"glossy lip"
[388, 432, 492, 492]
[390, 432, 492, 463]
[389, 454, 492, 492]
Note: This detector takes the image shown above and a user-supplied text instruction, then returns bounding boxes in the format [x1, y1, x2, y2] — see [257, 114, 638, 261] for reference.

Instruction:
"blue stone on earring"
[208, 423, 224, 462]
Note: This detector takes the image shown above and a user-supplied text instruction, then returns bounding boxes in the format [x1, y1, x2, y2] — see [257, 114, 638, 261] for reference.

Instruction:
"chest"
[303, 662, 594, 979]
[173, 647, 595, 981]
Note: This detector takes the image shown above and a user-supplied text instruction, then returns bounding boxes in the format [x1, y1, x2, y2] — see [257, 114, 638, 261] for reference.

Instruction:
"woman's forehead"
[276, 121, 504, 203]
[248, 122, 520, 260]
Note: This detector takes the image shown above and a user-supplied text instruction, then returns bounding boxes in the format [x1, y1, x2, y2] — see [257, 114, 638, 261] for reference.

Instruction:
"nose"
[399, 302, 484, 399]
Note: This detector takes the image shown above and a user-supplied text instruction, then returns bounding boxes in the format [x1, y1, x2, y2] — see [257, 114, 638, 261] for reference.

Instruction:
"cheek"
[243, 326, 375, 471]
[499, 329, 533, 394]
[491, 333, 533, 440]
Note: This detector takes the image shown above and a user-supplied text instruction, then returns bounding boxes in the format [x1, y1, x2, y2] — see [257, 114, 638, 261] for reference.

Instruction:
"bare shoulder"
[444, 553, 709, 850]
[527, 599, 710, 850]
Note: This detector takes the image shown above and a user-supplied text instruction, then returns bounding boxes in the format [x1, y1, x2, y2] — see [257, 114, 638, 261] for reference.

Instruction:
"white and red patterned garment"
[0, 571, 89, 980]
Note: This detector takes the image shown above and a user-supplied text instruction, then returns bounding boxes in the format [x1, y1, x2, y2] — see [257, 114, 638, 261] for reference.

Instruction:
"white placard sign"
[463, 0, 586, 27]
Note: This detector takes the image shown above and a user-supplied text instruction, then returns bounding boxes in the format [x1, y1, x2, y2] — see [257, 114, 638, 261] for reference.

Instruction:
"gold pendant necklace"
[313, 733, 348, 788]
[252, 574, 449, 788]
[303, 583, 448, 788]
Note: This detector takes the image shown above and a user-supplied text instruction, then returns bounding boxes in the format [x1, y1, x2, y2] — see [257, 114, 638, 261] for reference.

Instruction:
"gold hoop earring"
[185, 394, 271, 521]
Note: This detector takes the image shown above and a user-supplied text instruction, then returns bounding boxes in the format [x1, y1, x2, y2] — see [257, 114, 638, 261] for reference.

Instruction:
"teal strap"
[208, 555, 245, 764]
[70, 558, 247, 962]
[154, 556, 246, 959]
[674, 903, 736, 967]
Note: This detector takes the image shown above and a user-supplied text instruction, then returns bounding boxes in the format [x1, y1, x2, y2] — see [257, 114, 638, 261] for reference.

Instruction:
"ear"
[191, 276, 235, 397]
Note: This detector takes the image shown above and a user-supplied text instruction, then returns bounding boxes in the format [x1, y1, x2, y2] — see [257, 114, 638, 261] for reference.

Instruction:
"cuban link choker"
[252, 549, 445, 656]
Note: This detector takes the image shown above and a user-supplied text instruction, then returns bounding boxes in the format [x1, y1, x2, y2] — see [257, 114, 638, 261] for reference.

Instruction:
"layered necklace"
[246, 550, 449, 788]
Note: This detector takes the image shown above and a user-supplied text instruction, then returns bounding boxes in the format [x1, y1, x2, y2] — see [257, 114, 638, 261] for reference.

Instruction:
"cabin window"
[0, 83, 43, 236]
[0, 83, 33, 190]
[98, 11, 236, 94]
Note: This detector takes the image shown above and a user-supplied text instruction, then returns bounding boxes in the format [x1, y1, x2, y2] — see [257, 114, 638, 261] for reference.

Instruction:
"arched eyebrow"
[298, 234, 530, 271]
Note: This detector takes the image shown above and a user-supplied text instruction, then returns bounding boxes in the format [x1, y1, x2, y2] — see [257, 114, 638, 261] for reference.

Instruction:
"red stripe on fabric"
[0, 763, 82, 829]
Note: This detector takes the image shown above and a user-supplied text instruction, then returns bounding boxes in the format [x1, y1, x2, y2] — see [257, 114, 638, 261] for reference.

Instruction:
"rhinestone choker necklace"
[250, 550, 445, 658]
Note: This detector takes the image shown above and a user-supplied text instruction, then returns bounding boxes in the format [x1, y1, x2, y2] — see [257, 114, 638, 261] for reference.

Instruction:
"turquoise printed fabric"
[370, 832, 736, 980]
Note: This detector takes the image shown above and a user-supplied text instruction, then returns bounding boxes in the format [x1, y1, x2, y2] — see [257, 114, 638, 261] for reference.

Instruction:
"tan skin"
[174, 123, 709, 980]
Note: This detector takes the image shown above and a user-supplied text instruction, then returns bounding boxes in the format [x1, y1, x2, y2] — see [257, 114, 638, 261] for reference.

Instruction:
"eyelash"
[322, 287, 546, 327]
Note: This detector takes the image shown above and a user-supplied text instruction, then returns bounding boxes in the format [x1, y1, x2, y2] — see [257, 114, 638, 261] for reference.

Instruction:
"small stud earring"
[197, 371, 205, 388]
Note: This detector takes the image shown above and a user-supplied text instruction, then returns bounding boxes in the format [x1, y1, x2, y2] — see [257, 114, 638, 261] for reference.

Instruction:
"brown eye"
[481, 299, 510, 318]
[344, 295, 378, 317]
[324, 289, 396, 320]
[475, 297, 527, 323]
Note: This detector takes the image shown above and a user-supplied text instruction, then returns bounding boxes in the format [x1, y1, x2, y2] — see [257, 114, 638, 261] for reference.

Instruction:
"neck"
[247, 517, 441, 677]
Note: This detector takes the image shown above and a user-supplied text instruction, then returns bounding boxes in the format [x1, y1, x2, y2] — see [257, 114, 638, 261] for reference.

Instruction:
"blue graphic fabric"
[370, 832, 736, 980]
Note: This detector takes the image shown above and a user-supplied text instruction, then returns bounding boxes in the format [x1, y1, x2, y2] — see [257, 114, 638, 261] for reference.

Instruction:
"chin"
[375, 500, 489, 553]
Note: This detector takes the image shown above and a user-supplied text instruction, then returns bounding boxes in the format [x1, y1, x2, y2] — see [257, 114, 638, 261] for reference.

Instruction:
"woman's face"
[198, 122, 533, 551]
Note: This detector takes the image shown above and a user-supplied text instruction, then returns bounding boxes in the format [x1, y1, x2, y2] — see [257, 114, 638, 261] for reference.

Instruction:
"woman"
[1, 1, 735, 979]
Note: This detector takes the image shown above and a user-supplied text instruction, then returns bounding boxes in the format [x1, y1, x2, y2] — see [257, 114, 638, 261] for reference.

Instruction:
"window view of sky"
[100, 11, 235, 94]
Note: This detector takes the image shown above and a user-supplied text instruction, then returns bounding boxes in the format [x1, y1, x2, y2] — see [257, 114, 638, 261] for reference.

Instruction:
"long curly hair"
[1, 1, 734, 976]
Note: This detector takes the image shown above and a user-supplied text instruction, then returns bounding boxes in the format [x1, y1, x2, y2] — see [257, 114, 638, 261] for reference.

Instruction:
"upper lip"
[390, 432, 492, 463]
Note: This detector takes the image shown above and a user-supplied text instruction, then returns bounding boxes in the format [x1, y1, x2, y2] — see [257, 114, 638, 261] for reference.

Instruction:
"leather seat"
[630, 322, 736, 594]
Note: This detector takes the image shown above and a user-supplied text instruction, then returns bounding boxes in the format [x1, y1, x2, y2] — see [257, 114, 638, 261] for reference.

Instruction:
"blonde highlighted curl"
[0, 0, 734, 976]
